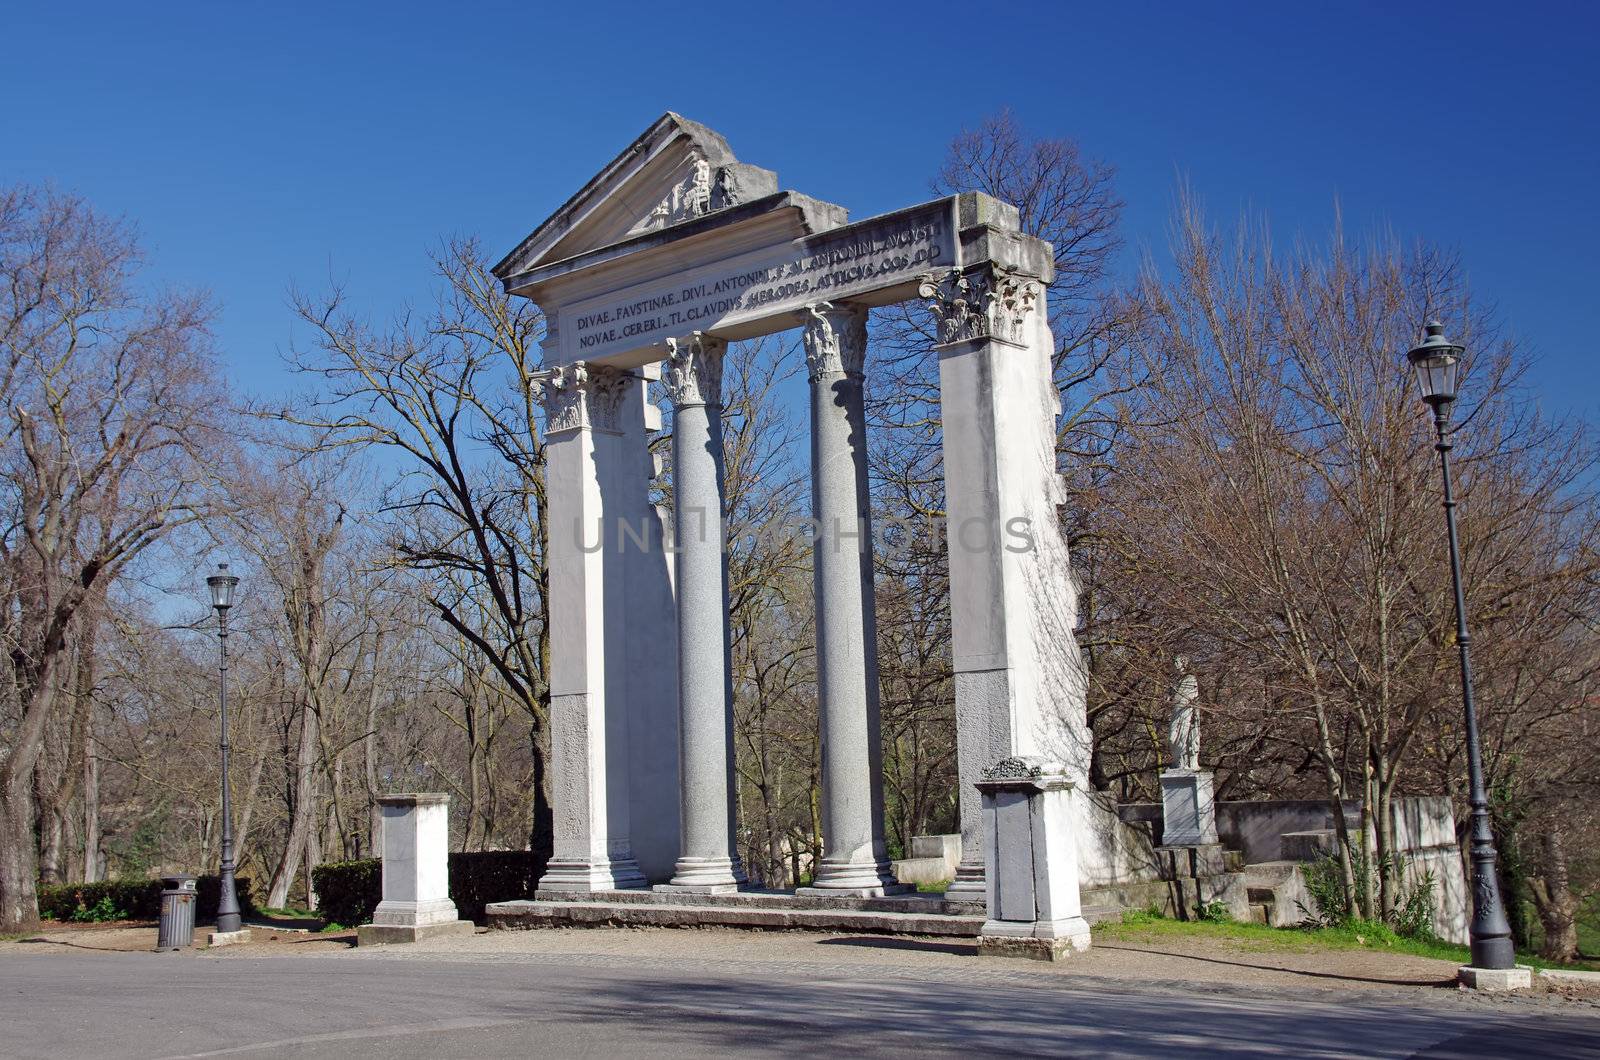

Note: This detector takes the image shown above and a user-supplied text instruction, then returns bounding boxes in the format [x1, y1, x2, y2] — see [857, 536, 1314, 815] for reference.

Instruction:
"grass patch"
[1096, 910, 1598, 971]
[916, 880, 952, 895]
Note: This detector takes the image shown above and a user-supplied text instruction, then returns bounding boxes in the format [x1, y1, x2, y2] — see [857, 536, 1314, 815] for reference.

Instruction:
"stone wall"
[1076, 790, 1164, 888]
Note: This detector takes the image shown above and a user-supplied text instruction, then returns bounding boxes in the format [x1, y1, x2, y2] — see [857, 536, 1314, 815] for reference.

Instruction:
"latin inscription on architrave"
[561, 201, 957, 363]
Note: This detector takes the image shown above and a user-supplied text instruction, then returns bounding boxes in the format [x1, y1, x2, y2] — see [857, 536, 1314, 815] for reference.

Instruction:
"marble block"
[356, 793, 475, 946]
[975, 757, 1091, 961]
[1457, 965, 1533, 991]
[1161, 769, 1219, 847]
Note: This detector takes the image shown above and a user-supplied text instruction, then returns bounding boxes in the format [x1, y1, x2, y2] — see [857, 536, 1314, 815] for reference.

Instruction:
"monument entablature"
[493, 113, 1053, 370]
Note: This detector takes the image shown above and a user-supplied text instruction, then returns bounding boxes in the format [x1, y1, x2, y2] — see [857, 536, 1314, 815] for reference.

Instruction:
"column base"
[538, 856, 649, 893]
[1457, 965, 1533, 991]
[660, 855, 746, 892]
[797, 858, 910, 898]
[942, 859, 987, 910]
[978, 917, 1092, 961]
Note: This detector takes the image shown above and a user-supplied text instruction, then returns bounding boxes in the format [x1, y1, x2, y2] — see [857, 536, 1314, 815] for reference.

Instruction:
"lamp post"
[207, 562, 243, 936]
[1406, 321, 1515, 973]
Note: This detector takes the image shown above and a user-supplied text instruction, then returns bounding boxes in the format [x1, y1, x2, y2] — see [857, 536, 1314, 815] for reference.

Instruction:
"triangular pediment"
[494, 113, 780, 280]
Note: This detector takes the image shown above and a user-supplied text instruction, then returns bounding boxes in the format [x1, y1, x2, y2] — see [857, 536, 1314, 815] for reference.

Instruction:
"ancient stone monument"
[1160, 657, 1218, 847]
[356, 793, 474, 945]
[488, 114, 1094, 923]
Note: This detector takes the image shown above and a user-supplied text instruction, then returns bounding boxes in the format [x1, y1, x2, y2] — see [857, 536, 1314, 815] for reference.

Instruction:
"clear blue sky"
[5, 1, 1596, 420]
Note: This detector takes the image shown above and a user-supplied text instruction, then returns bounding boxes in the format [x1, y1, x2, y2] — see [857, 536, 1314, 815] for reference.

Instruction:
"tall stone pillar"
[659, 332, 747, 892]
[537, 363, 649, 892]
[794, 303, 905, 897]
[922, 260, 1090, 907]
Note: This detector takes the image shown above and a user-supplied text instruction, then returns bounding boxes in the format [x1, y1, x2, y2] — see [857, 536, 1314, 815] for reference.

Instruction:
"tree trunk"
[1531, 828, 1581, 962]
[266, 697, 320, 909]
[83, 700, 101, 883]
[0, 777, 41, 930]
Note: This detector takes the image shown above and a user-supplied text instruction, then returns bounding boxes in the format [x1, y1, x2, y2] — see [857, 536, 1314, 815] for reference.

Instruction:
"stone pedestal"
[1160, 769, 1218, 847]
[1457, 965, 1533, 991]
[975, 757, 1091, 961]
[356, 794, 474, 946]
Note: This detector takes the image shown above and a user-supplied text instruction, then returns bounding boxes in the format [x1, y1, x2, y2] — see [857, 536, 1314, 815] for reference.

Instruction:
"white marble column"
[659, 332, 747, 892]
[921, 264, 1090, 906]
[537, 363, 648, 892]
[794, 303, 905, 897]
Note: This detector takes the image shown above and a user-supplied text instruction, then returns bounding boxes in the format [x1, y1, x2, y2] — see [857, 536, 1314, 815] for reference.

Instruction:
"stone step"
[1250, 902, 1271, 925]
[490, 898, 985, 937]
[491, 895, 1125, 938]
[531, 887, 944, 914]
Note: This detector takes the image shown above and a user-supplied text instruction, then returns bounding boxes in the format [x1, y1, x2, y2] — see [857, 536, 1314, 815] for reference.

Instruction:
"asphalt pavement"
[1, 949, 1597, 1058]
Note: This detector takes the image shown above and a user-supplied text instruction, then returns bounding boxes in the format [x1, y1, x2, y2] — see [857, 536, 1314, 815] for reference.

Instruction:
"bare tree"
[285, 237, 554, 861]
[0, 185, 227, 930]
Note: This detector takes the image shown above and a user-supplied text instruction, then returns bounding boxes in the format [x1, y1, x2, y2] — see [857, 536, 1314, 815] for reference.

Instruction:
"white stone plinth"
[975, 758, 1091, 961]
[1160, 769, 1219, 847]
[1457, 965, 1533, 991]
[357, 793, 473, 946]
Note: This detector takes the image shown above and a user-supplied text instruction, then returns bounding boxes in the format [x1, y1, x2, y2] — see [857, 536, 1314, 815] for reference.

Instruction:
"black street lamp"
[1406, 321, 1515, 971]
[207, 562, 243, 936]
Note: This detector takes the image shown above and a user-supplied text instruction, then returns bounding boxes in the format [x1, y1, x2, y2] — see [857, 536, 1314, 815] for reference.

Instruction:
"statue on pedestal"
[1167, 655, 1200, 772]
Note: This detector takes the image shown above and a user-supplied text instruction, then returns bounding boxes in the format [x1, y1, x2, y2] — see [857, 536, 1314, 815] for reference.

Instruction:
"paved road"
[1, 949, 1597, 1058]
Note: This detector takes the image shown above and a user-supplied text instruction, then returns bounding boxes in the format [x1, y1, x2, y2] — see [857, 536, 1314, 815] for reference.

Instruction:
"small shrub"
[1199, 899, 1232, 923]
[1296, 852, 1438, 939]
[1298, 855, 1352, 928]
[70, 896, 126, 922]
[1391, 866, 1438, 940]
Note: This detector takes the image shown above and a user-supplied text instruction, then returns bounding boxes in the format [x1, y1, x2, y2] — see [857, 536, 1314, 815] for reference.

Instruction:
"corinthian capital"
[801, 302, 868, 381]
[917, 265, 1041, 348]
[539, 362, 632, 435]
[663, 332, 726, 407]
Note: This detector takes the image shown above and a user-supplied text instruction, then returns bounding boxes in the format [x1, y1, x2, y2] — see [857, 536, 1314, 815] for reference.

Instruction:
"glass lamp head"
[207, 562, 240, 611]
[1406, 320, 1464, 407]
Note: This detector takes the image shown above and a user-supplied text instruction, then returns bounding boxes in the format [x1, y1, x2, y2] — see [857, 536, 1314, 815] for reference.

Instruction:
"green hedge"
[311, 850, 542, 927]
[311, 858, 381, 928]
[37, 875, 256, 922]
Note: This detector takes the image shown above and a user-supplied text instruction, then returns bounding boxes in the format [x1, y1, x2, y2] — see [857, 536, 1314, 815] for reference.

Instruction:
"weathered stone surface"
[1457, 965, 1533, 991]
[1160, 769, 1219, 847]
[977, 934, 1087, 962]
[205, 929, 252, 948]
[356, 920, 476, 946]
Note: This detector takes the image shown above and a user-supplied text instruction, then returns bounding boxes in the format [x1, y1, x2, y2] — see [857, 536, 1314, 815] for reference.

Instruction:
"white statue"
[1168, 656, 1200, 771]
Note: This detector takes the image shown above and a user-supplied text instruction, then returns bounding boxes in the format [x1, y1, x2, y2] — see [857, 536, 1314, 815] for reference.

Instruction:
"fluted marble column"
[658, 332, 746, 892]
[794, 303, 906, 897]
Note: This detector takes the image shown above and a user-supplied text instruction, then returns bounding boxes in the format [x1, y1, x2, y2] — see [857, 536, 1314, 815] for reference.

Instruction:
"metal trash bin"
[155, 875, 197, 951]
